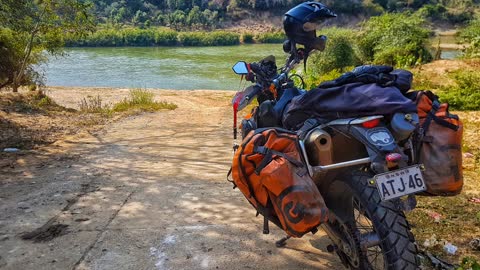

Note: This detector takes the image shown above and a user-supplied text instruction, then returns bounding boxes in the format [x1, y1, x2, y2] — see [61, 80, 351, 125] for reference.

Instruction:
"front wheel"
[323, 171, 419, 269]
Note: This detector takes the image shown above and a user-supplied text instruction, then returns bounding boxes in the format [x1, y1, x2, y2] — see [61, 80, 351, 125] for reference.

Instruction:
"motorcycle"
[230, 46, 421, 269]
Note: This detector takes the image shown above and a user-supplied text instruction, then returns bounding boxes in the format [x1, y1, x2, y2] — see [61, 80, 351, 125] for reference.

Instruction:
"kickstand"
[275, 235, 291, 248]
[263, 217, 270, 234]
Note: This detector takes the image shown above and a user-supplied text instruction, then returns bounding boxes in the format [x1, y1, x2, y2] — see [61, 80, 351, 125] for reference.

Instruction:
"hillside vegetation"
[92, 0, 480, 29]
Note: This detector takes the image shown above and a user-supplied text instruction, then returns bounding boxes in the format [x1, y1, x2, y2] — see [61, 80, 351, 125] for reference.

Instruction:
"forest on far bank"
[93, 0, 480, 29]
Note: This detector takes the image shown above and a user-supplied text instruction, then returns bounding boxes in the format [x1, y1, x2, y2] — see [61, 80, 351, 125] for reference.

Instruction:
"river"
[43, 44, 461, 90]
[43, 44, 286, 90]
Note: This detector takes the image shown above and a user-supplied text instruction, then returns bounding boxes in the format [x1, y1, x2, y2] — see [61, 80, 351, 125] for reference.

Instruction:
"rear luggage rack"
[298, 140, 371, 177]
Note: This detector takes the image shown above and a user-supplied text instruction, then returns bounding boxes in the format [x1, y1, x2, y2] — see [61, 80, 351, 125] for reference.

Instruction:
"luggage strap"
[423, 100, 459, 134]
[415, 97, 459, 163]
[253, 146, 304, 175]
[297, 118, 322, 140]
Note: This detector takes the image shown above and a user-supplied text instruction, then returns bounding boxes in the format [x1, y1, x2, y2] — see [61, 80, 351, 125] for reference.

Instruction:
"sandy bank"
[44, 86, 235, 110]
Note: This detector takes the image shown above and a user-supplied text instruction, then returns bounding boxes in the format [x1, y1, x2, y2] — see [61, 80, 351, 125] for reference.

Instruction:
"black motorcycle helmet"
[283, 2, 336, 52]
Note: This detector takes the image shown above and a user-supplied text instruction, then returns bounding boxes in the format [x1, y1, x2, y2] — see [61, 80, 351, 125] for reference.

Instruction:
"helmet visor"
[302, 20, 327, 31]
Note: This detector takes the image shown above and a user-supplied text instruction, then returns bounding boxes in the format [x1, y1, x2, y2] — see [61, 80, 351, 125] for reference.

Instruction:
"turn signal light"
[361, 119, 380, 129]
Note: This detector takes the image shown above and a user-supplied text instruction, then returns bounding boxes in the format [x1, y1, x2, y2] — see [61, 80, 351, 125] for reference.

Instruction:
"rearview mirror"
[232, 61, 249, 75]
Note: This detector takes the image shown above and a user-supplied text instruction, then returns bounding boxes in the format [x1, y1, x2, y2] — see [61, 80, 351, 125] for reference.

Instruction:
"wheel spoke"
[352, 197, 386, 270]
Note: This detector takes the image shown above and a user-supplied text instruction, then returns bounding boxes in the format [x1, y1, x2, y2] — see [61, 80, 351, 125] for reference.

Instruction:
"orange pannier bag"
[414, 91, 463, 196]
[231, 128, 328, 237]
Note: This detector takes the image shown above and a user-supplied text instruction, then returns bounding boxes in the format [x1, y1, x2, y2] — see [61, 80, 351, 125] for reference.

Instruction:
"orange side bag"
[414, 91, 463, 196]
[231, 128, 328, 237]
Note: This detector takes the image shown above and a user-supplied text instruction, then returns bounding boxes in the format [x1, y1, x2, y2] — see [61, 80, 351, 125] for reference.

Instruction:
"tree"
[358, 12, 432, 67]
[132, 10, 147, 26]
[309, 27, 362, 74]
[460, 17, 480, 58]
[0, 0, 94, 91]
[186, 6, 204, 27]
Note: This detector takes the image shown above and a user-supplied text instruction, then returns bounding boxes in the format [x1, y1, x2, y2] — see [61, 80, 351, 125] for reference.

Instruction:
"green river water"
[44, 44, 286, 90]
[44, 44, 460, 90]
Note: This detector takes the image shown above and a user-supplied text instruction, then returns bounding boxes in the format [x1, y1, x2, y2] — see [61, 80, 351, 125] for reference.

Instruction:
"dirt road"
[0, 88, 340, 270]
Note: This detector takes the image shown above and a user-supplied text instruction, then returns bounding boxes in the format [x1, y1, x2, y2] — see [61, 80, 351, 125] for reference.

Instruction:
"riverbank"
[0, 87, 232, 152]
[65, 27, 285, 47]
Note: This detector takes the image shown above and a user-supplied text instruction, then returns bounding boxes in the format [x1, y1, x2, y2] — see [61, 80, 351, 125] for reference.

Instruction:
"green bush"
[177, 32, 205, 46]
[362, 2, 385, 16]
[308, 27, 362, 75]
[122, 28, 155, 46]
[69, 28, 242, 47]
[458, 257, 480, 270]
[302, 68, 346, 89]
[437, 70, 480, 110]
[178, 31, 240, 46]
[460, 17, 480, 58]
[241, 32, 254, 43]
[255, 31, 286, 43]
[86, 29, 124, 46]
[416, 4, 447, 21]
[154, 29, 178, 46]
[359, 13, 432, 67]
[201, 31, 240, 46]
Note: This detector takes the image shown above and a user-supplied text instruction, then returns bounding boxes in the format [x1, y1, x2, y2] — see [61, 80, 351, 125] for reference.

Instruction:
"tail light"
[386, 153, 402, 162]
[386, 153, 402, 169]
[361, 118, 380, 129]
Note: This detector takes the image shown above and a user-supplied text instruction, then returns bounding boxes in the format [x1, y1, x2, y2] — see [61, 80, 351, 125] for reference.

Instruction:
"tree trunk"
[12, 27, 38, 92]
[12, 6, 46, 92]
[12, 71, 18, 92]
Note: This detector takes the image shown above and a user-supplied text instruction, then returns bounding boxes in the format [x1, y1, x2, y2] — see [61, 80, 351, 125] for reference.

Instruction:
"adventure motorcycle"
[229, 2, 422, 269]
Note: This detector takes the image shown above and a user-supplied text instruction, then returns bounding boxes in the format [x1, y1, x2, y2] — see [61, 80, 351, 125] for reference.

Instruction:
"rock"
[0, 256, 7, 267]
[469, 238, 480, 251]
[17, 202, 30, 210]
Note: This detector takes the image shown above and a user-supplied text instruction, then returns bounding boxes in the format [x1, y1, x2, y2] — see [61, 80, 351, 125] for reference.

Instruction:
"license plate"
[374, 165, 426, 201]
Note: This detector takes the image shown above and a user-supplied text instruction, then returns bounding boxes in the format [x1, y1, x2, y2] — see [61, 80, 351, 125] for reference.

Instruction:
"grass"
[406, 60, 480, 267]
[78, 95, 111, 114]
[0, 91, 72, 113]
[76, 89, 177, 115]
[112, 88, 177, 112]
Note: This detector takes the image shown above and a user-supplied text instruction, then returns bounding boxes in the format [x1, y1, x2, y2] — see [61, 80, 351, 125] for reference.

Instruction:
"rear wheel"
[323, 171, 418, 269]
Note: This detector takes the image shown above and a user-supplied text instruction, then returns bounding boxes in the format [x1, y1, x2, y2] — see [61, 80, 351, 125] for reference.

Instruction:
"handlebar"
[247, 52, 302, 96]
